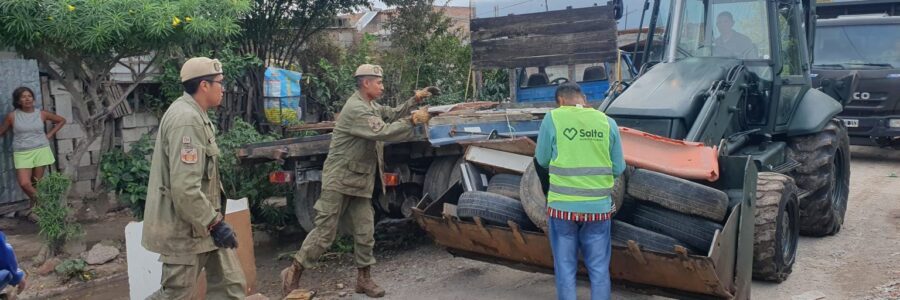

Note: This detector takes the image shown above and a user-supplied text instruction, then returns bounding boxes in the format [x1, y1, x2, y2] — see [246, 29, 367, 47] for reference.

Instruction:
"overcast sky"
[372, 0, 653, 29]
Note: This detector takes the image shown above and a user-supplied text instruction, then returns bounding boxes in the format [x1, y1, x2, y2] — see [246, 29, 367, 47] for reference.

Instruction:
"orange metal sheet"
[619, 127, 719, 181]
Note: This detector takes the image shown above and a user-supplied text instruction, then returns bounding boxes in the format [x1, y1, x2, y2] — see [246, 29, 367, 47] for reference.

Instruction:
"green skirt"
[13, 146, 56, 169]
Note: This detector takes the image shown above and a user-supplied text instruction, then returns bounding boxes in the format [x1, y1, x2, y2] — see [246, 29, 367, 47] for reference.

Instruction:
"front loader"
[412, 0, 850, 298]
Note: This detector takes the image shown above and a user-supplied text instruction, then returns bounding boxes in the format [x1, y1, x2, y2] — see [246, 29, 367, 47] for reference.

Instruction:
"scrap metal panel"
[0, 59, 42, 206]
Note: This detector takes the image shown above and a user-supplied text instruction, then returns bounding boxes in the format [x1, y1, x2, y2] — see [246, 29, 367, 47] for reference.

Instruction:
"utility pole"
[544, 0, 549, 11]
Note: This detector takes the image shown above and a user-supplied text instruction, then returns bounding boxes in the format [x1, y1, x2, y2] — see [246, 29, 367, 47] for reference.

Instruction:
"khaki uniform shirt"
[321, 91, 418, 198]
[142, 94, 223, 255]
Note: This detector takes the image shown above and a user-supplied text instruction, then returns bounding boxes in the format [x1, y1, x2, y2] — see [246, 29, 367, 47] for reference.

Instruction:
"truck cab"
[514, 59, 636, 103]
[812, 0, 900, 147]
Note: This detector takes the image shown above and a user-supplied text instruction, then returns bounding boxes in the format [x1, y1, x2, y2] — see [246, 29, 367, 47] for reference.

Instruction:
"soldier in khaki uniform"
[143, 57, 245, 299]
[281, 64, 432, 297]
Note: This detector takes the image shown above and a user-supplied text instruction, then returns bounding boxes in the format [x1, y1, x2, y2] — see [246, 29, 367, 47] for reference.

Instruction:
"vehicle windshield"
[813, 24, 900, 69]
[669, 0, 772, 60]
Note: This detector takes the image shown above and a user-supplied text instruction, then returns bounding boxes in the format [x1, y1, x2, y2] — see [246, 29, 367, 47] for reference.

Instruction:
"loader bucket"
[413, 156, 756, 299]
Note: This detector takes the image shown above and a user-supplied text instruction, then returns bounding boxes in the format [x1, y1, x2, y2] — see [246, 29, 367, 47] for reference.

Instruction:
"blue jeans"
[548, 217, 612, 300]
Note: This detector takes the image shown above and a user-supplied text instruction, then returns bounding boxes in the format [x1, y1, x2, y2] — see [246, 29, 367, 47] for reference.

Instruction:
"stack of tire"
[616, 168, 729, 255]
[456, 173, 540, 231]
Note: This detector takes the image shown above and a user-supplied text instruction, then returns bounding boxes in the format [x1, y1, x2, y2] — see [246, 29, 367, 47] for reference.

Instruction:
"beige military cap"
[180, 57, 223, 82]
[354, 64, 384, 77]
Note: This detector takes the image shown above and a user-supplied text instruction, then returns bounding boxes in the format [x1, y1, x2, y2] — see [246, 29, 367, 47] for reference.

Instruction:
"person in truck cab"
[281, 64, 434, 298]
[535, 82, 626, 300]
[713, 11, 759, 59]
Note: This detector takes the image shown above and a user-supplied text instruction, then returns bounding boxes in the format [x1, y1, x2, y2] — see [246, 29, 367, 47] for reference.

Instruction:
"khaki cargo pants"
[149, 248, 246, 300]
[293, 189, 376, 268]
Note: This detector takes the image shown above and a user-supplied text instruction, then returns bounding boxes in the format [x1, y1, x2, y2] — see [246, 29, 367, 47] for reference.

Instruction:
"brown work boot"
[355, 266, 386, 298]
[280, 261, 304, 295]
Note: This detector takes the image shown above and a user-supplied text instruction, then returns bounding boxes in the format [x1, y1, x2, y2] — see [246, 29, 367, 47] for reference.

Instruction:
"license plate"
[843, 119, 859, 128]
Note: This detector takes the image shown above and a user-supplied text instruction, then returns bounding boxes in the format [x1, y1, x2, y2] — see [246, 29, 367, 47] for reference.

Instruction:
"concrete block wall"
[48, 80, 160, 197]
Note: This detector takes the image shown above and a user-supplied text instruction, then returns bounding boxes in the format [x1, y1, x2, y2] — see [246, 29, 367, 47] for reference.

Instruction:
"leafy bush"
[217, 119, 292, 225]
[55, 258, 92, 282]
[34, 173, 81, 253]
[100, 134, 154, 219]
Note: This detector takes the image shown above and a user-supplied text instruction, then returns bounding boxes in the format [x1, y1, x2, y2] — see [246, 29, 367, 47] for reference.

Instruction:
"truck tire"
[521, 163, 629, 233]
[457, 191, 537, 230]
[424, 155, 464, 202]
[294, 181, 321, 233]
[486, 174, 522, 200]
[630, 203, 723, 253]
[627, 168, 729, 222]
[612, 220, 693, 254]
[787, 119, 851, 236]
[753, 173, 799, 282]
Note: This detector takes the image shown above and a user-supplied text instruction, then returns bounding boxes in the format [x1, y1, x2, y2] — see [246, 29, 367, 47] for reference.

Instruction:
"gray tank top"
[12, 110, 50, 152]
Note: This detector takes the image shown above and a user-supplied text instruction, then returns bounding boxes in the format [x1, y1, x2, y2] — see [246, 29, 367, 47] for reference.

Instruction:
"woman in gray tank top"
[0, 87, 66, 220]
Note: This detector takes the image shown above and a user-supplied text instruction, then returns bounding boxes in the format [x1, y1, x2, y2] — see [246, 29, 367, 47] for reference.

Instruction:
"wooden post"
[508, 68, 517, 103]
[474, 70, 483, 102]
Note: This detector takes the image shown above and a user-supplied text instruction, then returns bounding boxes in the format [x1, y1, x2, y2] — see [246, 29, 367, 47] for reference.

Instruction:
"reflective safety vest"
[547, 106, 614, 203]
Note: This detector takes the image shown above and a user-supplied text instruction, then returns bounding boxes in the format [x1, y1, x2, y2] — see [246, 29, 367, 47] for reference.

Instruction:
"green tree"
[0, 0, 250, 182]
[381, 0, 472, 105]
[238, 0, 369, 123]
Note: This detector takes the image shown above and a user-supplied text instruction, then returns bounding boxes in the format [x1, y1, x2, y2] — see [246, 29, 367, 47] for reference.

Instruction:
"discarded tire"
[486, 174, 522, 200]
[424, 155, 464, 202]
[787, 119, 850, 236]
[294, 181, 321, 233]
[612, 220, 693, 254]
[457, 191, 537, 230]
[753, 172, 799, 282]
[627, 168, 729, 222]
[521, 163, 628, 233]
[630, 203, 723, 253]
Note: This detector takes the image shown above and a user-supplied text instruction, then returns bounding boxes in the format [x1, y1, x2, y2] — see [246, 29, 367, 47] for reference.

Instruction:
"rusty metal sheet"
[458, 137, 536, 157]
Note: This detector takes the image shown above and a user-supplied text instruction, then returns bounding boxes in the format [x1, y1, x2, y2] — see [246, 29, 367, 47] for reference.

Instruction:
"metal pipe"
[666, 0, 685, 63]
[633, 0, 650, 56]
[643, 0, 662, 63]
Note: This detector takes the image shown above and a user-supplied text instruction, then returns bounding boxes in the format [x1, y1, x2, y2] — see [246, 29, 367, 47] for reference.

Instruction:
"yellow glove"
[414, 86, 441, 102]
[411, 106, 430, 125]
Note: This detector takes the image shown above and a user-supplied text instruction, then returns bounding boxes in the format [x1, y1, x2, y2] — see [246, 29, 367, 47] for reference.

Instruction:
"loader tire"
[752, 172, 800, 282]
[294, 181, 322, 233]
[612, 220, 693, 254]
[630, 203, 723, 253]
[627, 168, 729, 222]
[457, 191, 537, 230]
[521, 163, 629, 233]
[424, 155, 464, 202]
[787, 119, 850, 236]
[486, 174, 522, 200]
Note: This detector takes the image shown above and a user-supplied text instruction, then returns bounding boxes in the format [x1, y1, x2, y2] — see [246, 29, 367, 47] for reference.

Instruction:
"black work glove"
[210, 220, 239, 249]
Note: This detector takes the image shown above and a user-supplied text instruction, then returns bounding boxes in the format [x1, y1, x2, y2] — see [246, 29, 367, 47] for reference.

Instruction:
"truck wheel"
[630, 203, 723, 253]
[486, 174, 522, 200]
[612, 220, 694, 254]
[457, 191, 537, 230]
[294, 181, 321, 233]
[521, 163, 629, 233]
[423, 156, 464, 202]
[627, 168, 729, 222]
[753, 172, 799, 282]
[787, 119, 851, 236]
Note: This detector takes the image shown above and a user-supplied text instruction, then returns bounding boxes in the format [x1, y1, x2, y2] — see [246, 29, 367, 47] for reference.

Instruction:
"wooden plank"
[471, 5, 615, 33]
[472, 30, 616, 56]
[472, 18, 615, 41]
[475, 51, 620, 70]
[458, 137, 537, 156]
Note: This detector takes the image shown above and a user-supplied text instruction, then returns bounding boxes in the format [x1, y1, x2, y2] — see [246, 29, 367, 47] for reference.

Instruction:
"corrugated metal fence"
[0, 59, 42, 211]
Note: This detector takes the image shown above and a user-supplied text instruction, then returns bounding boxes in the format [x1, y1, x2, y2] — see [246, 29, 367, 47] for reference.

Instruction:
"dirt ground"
[8, 145, 899, 299]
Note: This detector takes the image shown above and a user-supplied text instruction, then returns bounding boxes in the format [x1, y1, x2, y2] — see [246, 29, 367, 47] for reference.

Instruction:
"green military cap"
[180, 57, 223, 82]
[354, 64, 383, 78]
